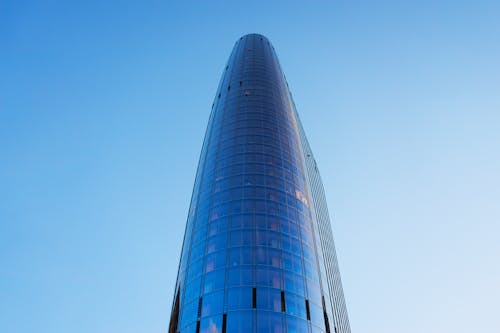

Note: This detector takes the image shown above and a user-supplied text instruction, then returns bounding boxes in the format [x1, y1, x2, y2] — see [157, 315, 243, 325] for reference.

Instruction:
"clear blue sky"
[1, 1, 499, 332]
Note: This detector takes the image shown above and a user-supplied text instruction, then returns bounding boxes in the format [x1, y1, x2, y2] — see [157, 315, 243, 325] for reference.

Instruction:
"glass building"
[168, 34, 350, 333]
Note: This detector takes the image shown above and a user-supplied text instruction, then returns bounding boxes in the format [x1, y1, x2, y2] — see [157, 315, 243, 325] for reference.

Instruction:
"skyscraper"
[168, 34, 350, 333]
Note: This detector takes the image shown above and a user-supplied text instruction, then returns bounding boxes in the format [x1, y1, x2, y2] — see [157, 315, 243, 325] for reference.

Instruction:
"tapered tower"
[169, 34, 350, 333]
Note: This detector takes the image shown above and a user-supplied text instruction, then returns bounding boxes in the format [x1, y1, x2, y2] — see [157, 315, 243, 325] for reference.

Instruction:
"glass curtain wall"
[168, 34, 350, 333]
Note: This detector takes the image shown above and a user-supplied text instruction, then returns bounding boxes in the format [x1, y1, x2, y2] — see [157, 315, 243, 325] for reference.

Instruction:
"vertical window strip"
[197, 297, 203, 318]
[281, 291, 286, 312]
[222, 313, 227, 333]
[305, 299, 311, 321]
[252, 288, 257, 309]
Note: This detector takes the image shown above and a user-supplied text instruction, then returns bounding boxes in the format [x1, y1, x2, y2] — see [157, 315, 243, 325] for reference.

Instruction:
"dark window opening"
[305, 299, 311, 320]
[197, 297, 203, 318]
[322, 296, 330, 333]
[239, 81, 242, 86]
[252, 288, 257, 308]
[222, 313, 227, 333]
[218, 93, 221, 99]
[227, 85, 231, 91]
[281, 291, 286, 312]
[196, 320, 200, 333]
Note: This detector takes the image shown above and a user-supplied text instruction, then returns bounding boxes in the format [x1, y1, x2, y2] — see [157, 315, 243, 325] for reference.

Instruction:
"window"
[206, 234, 227, 254]
[256, 267, 282, 288]
[305, 299, 311, 320]
[200, 315, 222, 333]
[225, 311, 252, 332]
[201, 291, 224, 317]
[228, 247, 252, 266]
[180, 300, 198, 328]
[222, 313, 227, 333]
[227, 287, 253, 309]
[229, 230, 253, 247]
[286, 315, 308, 333]
[227, 266, 252, 287]
[283, 271, 305, 296]
[285, 293, 307, 319]
[309, 302, 326, 329]
[256, 312, 283, 333]
[204, 251, 226, 273]
[203, 269, 225, 293]
[257, 288, 282, 312]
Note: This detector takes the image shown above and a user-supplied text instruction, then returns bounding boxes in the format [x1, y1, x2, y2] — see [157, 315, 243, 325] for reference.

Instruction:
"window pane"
[286, 315, 308, 333]
[203, 269, 225, 293]
[201, 291, 224, 317]
[228, 247, 252, 266]
[228, 267, 253, 287]
[226, 311, 253, 332]
[257, 287, 282, 312]
[200, 315, 222, 333]
[285, 293, 307, 319]
[257, 311, 284, 333]
[227, 287, 253, 309]
[256, 267, 281, 288]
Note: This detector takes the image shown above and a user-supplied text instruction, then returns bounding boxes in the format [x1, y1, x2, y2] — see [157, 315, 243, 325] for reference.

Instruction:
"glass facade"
[168, 34, 350, 333]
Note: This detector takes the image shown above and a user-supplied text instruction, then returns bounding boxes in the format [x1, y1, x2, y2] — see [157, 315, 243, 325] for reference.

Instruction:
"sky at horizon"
[1, 1, 500, 332]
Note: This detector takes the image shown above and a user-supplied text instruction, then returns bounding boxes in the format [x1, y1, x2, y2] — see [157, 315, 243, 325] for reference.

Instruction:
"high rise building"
[168, 34, 350, 333]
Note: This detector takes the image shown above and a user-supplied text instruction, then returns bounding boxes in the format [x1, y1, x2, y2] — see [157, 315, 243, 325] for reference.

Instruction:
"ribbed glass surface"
[168, 34, 350, 333]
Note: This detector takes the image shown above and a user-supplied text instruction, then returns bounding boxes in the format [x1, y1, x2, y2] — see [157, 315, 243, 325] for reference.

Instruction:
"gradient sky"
[1, 1, 500, 332]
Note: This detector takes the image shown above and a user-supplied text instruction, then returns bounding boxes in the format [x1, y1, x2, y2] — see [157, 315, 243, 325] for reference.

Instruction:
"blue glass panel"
[184, 277, 201, 303]
[206, 234, 227, 254]
[204, 251, 226, 273]
[256, 267, 282, 288]
[179, 299, 197, 328]
[227, 287, 253, 310]
[230, 230, 253, 247]
[286, 315, 309, 333]
[226, 311, 253, 332]
[283, 271, 305, 296]
[230, 214, 253, 230]
[282, 252, 303, 274]
[201, 291, 224, 317]
[310, 302, 326, 330]
[227, 266, 253, 287]
[192, 227, 207, 244]
[189, 242, 205, 262]
[285, 293, 307, 319]
[200, 315, 222, 333]
[203, 269, 225, 293]
[208, 217, 228, 237]
[256, 247, 282, 268]
[306, 280, 322, 305]
[282, 235, 301, 254]
[228, 246, 252, 266]
[257, 287, 282, 312]
[179, 322, 197, 333]
[302, 244, 316, 262]
[187, 258, 203, 281]
[257, 311, 284, 333]
[304, 260, 319, 283]
[255, 230, 281, 248]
